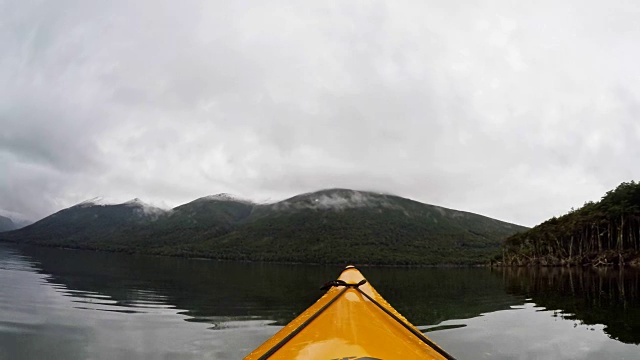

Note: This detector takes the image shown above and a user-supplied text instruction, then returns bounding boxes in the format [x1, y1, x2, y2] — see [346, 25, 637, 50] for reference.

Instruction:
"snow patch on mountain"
[197, 193, 254, 204]
[76, 197, 112, 207]
[74, 197, 168, 219]
[273, 190, 400, 211]
[123, 198, 168, 218]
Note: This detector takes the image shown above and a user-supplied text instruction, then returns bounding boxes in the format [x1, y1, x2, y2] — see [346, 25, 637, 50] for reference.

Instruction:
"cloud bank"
[1, 0, 640, 226]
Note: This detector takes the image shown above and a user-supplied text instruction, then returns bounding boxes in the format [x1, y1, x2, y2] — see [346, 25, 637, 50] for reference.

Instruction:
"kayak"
[244, 265, 456, 359]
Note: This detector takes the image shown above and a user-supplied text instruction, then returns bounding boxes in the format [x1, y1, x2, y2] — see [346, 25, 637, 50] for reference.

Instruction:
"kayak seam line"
[356, 288, 457, 360]
[257, 286, 350, 360]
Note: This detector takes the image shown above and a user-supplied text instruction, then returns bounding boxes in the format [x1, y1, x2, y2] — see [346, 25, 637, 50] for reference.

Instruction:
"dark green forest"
[503, 181, 640, 267]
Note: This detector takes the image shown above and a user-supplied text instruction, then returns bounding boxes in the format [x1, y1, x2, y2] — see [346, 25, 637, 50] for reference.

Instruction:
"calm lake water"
[1, 242, 639, 360]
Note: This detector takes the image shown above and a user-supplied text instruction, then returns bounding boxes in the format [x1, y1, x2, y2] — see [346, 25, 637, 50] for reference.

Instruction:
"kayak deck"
[244, 266, 455, 360]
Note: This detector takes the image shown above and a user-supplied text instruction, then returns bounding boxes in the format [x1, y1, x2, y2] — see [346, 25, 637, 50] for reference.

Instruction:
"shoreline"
[494, 249, 640, 268]
[0, 239, 494, 268]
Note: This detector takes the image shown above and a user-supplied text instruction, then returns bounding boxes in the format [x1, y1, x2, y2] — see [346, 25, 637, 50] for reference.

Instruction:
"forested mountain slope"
[1, 189, 526, 265]
[178, 189, 526, 264]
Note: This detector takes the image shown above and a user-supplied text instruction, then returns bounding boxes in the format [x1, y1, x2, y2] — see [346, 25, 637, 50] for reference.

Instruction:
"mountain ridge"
[1, 189, 527, 265]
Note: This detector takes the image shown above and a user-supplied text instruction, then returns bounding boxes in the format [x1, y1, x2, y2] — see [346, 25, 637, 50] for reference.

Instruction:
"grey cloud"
[1, 0, 640, 226]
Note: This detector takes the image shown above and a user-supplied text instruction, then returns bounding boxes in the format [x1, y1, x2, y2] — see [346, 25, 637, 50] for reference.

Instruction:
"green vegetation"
[0, 189, 526, 265]
[503, 181, 640, 266]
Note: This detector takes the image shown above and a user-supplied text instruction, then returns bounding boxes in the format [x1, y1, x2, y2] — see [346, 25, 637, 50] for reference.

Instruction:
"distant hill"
[1, 189, 527, 265]
[0, 195, 256, 253]
[0, 198, 166, 249]
[0, 215, 16, 232]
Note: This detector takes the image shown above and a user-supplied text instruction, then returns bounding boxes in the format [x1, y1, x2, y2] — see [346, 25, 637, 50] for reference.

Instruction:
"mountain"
[1, 189, 527, 265]
[0, 198, 167, 250]
[0, 215, 16, 232]
[0, 195, 255, 253]
[119, 195, 255, 252]
[502, 181, 640, 267]
[181, 189, 527, 264]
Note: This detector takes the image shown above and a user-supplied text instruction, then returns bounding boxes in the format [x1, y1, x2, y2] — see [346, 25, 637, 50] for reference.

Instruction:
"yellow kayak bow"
[245, 265, 456, 359]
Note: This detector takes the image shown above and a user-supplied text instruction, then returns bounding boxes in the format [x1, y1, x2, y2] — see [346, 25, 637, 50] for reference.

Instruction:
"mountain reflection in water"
[1, 243, 639, 359]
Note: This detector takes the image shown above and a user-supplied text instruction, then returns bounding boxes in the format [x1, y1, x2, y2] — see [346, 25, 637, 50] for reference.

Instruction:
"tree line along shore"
[499, 181, 640, 268]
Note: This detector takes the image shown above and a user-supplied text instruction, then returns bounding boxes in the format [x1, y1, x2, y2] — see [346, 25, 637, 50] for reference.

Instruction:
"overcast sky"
[1, 0, 640, 226]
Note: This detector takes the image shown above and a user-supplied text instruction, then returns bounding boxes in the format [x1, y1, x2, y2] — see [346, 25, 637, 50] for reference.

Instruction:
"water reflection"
[15, 245, 525, 327]
[501, 266, 640, 345]
[2, 243, 640, 359]
[14, 244, 339, 324]
[0, 244, 263, 359]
